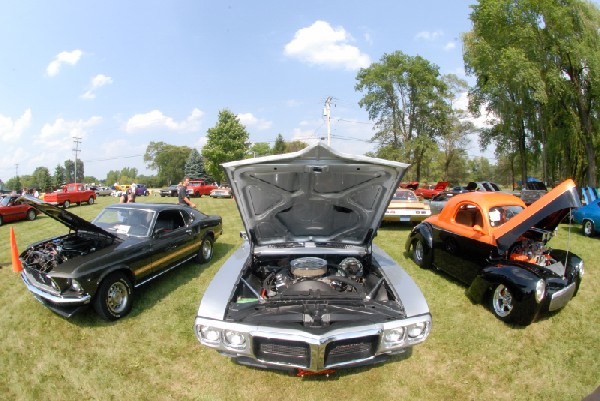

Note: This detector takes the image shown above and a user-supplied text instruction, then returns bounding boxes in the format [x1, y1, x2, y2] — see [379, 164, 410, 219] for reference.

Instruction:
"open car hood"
[434, 181, 449, 191]
[222, 143, 409, 247]
[18, 195, 117, 239]
[493, 179, 581, 252]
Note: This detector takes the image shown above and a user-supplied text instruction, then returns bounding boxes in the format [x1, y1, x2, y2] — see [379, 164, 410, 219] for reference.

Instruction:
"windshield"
[92, 207, 155, 237]
[489, 205, 524, 227]
[393, 190, 418, 201]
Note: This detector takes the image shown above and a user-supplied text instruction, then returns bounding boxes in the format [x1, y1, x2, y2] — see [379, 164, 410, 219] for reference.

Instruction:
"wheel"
[412, 238, 431, 268]
[93, 272, 133, 320]
[583, 220, 595, 237]
[196, 236, 214, 263]
[27, 209, 36, 221]
[88, 197, 95, 205]
[63, 200, 70, 209]
[489, 283, 534, 325]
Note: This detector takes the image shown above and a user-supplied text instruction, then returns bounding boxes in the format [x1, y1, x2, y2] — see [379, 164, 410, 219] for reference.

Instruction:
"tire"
[412, 238, 431, 269]
[88, 197, 95, 205]
[583, 220, 595, 237]
[489, 283, 534, 325]
[63, 200, 70, 209]
[196, 236, 214, 263]
[93, 272, 133, 321]
[0, 215, 3, 226]
[27, 209, 36, 221]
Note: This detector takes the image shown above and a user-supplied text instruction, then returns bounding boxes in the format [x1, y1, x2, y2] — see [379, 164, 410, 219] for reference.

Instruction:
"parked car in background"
[159, 185, 179, 197]
[520, 181, 548, 205]
[466, 181, 502, 192]
[429, 188, 471, 215]
[406, 180, 583, 325]
[414, 181, 449, 199]
[43, 183, 96, 209]
[0, 195, 38, 226]
[194, 144, 431, 373]
[572, 198, 600, 237]
[133, 184, 149, 196]
[209, 186, 232, 198]
[187, 180, 218, 197]
[399, 181, 419, 190]
[383, 188, 431, 223]
[89, 186, 112, 197]
[18, 198, 222, 320]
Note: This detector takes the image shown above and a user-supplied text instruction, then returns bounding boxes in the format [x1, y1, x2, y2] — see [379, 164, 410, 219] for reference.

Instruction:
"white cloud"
[444, 41, 457, 51]
[415, 30, 444, 41]
[237, 113, 272, 130]
[284, 20, 371, 70]
[124, 108, 204, 133]
[0, 109, 32, 143]
[36, 116, 103, 149]
[46, 50, 83, 77]
[82, 74, 113, 99]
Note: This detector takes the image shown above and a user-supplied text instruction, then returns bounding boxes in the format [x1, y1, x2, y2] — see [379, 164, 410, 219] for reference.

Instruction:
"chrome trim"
[21, 272, 91, 305]
[548, 282, 577, 311]
[195, 314, 431, 372]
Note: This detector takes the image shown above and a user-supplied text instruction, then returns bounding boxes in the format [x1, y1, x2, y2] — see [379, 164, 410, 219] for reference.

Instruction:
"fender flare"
[467, 263, 540, 305]
[405, 222, 433, 253]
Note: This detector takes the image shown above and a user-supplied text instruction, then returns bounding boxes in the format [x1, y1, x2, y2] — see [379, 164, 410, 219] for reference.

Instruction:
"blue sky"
[0, 0, 479, 181]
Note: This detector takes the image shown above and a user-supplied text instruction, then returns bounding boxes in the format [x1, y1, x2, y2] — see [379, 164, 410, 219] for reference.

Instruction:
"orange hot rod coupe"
[405, 179, 584, 325]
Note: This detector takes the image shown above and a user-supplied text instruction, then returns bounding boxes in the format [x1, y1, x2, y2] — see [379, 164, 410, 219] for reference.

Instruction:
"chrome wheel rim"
[414, 240, 424, 263]
[201, 240, 213, 260]
[492, 284, 513, 318]
[107, 281, 128, 314]
[584, 221, 593, 236]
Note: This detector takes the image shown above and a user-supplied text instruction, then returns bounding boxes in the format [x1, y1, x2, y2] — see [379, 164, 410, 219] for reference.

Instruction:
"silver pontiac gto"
[194, 143, 431, 373]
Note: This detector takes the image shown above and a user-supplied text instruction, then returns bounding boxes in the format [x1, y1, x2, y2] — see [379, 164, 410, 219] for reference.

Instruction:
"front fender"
[467, 263, 540, 305]
[405, 222, 433, 253]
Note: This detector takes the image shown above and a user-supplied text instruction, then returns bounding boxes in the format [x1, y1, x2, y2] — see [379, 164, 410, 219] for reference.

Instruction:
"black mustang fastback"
[19, 198, 222, 320]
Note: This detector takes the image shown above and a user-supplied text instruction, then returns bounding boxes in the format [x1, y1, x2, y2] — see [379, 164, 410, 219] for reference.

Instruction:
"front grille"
[24, 267, 54, 289]
[254, 338, 310, 368]
[325, 336, 378, 366]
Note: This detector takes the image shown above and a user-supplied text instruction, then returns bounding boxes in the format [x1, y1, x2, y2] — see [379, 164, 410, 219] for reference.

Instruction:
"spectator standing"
[178, 177, 196, 208]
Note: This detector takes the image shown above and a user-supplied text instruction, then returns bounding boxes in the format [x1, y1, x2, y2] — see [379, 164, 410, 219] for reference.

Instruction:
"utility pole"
[73, 137, 82, 183]
[323, 96, 333, 146]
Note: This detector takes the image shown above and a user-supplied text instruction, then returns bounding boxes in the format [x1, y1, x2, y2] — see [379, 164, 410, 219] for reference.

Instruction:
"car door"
[5, 197, 29, 222]
[432, 202, 495, 284]
[150, 209, 199, 273]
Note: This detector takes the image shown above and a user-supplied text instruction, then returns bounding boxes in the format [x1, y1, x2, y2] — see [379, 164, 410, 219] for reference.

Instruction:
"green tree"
[249, 142, 271, 158]
[144, 141, 192, 185]
[355, 51, 451, 181]
[31, 167, 52, 192]
[185, 148, 211, 180]
[273, 134, 286, 154]
[53, 164, 66, 188]
[64, 159, 84, 183]
[464, 0, 600, 186]
[202, 109, 250, 182]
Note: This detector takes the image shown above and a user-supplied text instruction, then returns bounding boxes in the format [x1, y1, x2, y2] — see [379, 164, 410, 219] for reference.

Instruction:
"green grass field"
[0, 194, 598, 401]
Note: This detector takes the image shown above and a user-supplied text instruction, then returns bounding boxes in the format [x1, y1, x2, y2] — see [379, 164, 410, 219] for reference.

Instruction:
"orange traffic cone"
[10, 226, 23, 273]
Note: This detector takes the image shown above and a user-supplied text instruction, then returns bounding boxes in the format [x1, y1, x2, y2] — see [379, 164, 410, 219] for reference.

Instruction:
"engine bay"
[21, 233, 114, 273]
[508, 227, 559, 267]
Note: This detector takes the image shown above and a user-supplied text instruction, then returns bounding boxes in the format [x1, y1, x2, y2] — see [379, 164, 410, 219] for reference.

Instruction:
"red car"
[0, 195, 38, 226]
[414, 181, 449, 199]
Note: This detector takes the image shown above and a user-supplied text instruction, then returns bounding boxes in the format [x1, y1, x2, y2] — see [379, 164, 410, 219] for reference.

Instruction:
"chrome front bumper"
[21, 271, 91, 305]
[194, 314, 431, 372]
[548, 282, 577, 312]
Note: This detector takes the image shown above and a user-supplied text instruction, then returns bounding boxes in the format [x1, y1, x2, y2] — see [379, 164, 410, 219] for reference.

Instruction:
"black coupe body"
[19, 198, 222, 320]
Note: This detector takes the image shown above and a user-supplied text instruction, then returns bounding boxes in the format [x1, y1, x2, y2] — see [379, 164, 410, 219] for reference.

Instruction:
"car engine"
[509, 228, 558, 267]
[21, 233, 113, 273]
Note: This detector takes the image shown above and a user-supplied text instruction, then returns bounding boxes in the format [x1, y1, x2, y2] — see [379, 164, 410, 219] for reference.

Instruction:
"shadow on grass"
[64, 241, 237, 326]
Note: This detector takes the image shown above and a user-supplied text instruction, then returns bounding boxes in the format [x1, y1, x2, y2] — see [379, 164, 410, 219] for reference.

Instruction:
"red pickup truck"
[186, 180, 218, 197]
[43, 183, 97, 208]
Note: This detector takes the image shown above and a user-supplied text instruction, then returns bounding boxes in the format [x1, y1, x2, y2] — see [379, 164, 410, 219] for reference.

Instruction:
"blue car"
[572, 187, 600, 236]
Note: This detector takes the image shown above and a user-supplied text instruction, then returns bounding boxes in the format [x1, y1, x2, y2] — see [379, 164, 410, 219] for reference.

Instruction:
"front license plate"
[400, 216, 410, 222]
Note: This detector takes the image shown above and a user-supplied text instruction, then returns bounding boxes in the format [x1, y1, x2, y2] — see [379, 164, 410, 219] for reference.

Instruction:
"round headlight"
[71, 279, 83, 293]
[384, 327, 405, 344]
[200, 326, 221, 343]
[408, 322, 427, 339]
[578, 261, 585, 277]
[223, 330, 246, 348]
[535, 279, 546, 303]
